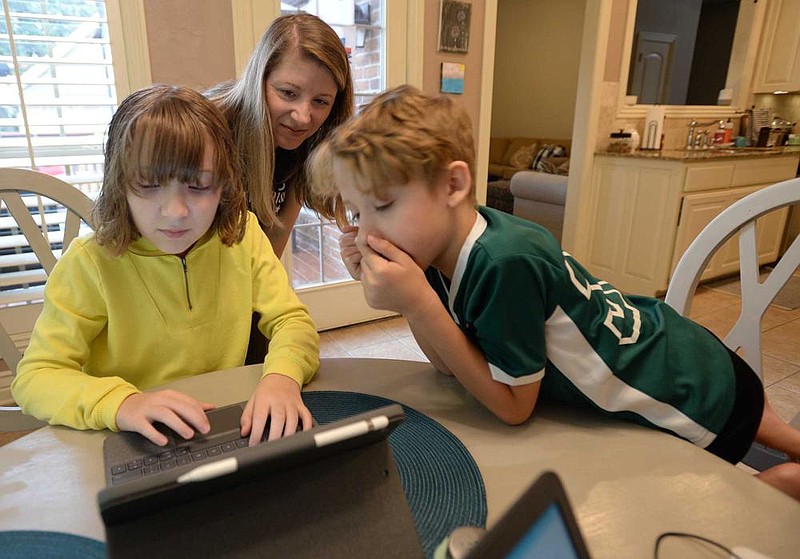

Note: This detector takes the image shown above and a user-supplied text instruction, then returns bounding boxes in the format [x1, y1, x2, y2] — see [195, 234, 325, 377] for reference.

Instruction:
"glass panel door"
[281, 0, 393, 330]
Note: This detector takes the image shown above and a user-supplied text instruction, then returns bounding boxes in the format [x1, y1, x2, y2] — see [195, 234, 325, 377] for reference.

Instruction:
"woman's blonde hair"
[309, 85, 476, 227]
[93, 84, 248, 255]
[206, 13, 354, 229]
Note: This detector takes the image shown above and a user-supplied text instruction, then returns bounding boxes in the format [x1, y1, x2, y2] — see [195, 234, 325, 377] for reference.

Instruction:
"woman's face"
[265, 49, 338, 151]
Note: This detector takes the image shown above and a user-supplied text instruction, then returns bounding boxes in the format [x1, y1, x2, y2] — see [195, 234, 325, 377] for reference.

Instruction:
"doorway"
[488, 0, 586, 235]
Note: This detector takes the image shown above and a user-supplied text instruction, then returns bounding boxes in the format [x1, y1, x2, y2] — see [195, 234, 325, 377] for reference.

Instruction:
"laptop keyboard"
[109, 431, 252, 485]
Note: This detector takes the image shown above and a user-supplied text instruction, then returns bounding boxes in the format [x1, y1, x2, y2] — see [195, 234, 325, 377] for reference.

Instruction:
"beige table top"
[2, 357, 799, 558]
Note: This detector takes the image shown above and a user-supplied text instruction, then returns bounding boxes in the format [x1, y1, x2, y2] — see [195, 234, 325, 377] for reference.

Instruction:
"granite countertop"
[598, 146, 800, 161]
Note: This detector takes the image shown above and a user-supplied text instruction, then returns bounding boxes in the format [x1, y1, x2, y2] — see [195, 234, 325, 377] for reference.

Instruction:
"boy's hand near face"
[359, 234, 438, 316]
[240, 374, 313, 446]
[116, 390, 215, 446]
[339, 225, 363, 280]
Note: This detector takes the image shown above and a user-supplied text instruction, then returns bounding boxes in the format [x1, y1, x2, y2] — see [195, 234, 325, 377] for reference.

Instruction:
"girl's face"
[265, 49, 338, 150]
[126, 145, 221, 255]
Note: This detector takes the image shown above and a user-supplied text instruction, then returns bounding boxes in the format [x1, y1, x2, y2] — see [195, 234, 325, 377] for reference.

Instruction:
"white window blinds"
[1, 0, 116, 192]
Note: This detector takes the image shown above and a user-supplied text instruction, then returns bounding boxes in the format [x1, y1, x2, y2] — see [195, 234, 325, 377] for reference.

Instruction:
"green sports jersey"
[425, 206, 736, 449]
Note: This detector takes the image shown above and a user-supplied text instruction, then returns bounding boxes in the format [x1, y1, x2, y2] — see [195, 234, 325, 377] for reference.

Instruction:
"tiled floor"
[686, 284, 800, 424]
[3, 282, 800, 449]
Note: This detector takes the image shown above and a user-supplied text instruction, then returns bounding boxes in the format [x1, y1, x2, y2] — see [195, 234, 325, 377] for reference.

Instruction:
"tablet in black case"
[98, 403, 424, 559]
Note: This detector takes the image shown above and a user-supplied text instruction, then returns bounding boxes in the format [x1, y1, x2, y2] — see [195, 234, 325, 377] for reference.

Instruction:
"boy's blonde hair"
[206, 13, 354, 229]
[309, 85, 476, 227]
[94, 84, 247, 255]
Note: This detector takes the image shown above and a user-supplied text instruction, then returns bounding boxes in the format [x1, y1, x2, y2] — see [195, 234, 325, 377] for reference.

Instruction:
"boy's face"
[335, 161, 457, 272]
[126, 145, 221, 255]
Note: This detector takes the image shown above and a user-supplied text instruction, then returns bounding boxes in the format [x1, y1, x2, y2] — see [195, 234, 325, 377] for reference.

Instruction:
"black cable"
[654, 531, 742, 559]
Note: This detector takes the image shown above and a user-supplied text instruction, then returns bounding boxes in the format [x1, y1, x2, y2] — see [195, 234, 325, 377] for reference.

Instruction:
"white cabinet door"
[753, 0, 800, 92]
[671, 185, 790, 282]
[584, 158, 683, 296]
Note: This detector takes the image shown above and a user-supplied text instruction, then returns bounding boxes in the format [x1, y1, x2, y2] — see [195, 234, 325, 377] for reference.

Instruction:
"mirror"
[624, 0, 757, 107]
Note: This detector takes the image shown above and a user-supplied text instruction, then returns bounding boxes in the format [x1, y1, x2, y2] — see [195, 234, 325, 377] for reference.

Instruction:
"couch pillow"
[508, 143, 538, 169]
[551, 145, 567, 157]
[556, 159, 570, 176]
[532, 145, 569, 172]
[531, 144, 554, 171]
[502, 138, 538, 165]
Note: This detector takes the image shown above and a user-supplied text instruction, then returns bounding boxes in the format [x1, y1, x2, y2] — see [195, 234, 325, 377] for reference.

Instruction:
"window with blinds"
[0, 0, 115, 404]
[1, 0, 115, 194]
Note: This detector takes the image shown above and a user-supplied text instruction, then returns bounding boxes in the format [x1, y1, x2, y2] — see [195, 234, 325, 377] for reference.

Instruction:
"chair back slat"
[1, 191, 59, 274]
[0, 168, 95, 381]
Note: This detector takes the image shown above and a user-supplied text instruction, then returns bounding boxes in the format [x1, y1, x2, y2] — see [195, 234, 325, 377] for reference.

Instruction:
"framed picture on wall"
[440, 62, 465, 94]
[438, 0, 471, 54]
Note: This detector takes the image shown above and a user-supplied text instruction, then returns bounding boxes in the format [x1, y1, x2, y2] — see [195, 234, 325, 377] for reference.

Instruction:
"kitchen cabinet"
[671, 185, 788, 281]
[753, 0, 800, 93]
[582, 153, 799, 296]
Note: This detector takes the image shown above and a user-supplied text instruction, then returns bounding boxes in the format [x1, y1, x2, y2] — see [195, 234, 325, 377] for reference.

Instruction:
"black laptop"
[98, 402, 424, 558]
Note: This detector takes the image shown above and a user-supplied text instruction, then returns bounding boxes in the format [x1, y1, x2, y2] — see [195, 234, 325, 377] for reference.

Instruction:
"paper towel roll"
[642, 106, 665, 150]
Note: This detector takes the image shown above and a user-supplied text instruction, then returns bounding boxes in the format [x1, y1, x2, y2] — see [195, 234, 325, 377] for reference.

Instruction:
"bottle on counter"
[713, 120, 726, 145]
[623, 124, 640, 151]
[723, 118, 734, 144]
[608, 129, 633, 153]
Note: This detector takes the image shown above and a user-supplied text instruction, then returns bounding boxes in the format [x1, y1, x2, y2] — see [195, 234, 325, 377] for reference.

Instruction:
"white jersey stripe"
[489, 364, 544, 386]
[545, 306, 717, 448]
[448, 211, 486, 326]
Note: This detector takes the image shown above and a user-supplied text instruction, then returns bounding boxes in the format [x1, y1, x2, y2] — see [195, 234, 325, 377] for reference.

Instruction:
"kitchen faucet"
[687, 118, 720, 149]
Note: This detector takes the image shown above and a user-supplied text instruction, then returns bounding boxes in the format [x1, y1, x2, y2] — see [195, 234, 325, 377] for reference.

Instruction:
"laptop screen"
[506, 502, 582, 559]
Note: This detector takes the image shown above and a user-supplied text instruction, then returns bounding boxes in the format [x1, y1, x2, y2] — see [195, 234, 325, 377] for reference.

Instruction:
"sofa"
[487, 136, 571, 242]
[488, 136, 572, 180]
[510, 170, 568, 242]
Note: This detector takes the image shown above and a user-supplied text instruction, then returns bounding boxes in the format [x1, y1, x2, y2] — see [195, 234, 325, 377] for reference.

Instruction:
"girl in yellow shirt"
[12, 84, 319, 446]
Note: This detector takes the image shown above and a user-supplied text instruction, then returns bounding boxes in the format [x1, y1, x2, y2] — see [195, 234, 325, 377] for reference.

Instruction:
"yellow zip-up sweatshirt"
[12, 212, 319, 431]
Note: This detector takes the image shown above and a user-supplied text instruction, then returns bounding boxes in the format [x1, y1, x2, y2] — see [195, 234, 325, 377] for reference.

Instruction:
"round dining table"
[2, 357, 799, 558]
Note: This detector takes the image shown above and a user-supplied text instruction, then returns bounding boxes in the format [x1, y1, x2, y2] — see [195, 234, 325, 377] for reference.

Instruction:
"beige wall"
[143, 0, 236, 90]
[422, 0, 486, 145]
[603, 0, 628, 83]
[490, 0, 586, 139]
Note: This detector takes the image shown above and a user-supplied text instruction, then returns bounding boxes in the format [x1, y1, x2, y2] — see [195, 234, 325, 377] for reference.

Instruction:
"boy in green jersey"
[309, 85, 800, 500]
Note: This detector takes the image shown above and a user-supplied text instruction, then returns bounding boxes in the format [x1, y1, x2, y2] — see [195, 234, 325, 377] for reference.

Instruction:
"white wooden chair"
[665, 176, 800, 469]
[665, 177, 800, 378]
[0, 168, 96, 431]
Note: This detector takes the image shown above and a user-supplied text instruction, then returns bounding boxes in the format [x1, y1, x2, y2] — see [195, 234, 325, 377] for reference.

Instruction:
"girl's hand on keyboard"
[240, 374, 313, 446]
[116, 390, 215, 446]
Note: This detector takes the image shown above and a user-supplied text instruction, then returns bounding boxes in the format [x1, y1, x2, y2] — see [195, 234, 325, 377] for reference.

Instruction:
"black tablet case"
[101, 407, 423, 559]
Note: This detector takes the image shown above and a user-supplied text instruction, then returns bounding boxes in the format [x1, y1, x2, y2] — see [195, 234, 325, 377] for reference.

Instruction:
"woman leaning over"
[206, 12, 354, 257]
